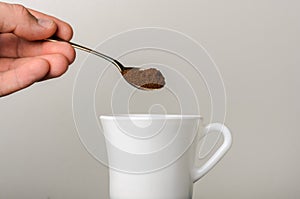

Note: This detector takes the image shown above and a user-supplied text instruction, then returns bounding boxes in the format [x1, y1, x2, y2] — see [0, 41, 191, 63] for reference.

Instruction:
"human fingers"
[28, 9, 73, 41]
[0, 2, 57, 41]
[0, 57, 50, 96]
[0, 33, 76, 64]
[0, 53, 71, 96]
[0, 53, 70, 79]
[35, 54, 70, 79]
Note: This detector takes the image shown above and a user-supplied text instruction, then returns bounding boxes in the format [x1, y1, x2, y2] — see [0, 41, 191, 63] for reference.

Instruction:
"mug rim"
[100, 114, 203, 120]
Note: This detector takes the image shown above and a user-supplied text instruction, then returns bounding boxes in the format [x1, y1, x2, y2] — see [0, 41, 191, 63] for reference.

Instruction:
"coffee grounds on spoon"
[122, 68, 165, 89]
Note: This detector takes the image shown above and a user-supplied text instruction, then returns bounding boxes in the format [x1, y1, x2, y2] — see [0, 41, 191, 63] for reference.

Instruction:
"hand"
[0, 2, 76, 96]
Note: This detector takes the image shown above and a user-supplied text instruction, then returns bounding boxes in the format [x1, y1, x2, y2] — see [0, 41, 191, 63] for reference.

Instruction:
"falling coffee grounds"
[122, 68, 165, 90]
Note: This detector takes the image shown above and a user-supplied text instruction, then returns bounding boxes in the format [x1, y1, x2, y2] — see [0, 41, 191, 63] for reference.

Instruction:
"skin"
[0, 2, 76, 96]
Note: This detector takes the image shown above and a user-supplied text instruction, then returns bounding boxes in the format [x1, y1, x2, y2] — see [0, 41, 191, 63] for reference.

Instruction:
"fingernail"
[38, 18, 54, 28]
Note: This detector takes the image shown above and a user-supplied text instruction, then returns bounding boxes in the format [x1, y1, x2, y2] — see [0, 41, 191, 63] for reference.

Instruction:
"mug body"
[100, 114, 201, 199]
[108, 152, 195, 199]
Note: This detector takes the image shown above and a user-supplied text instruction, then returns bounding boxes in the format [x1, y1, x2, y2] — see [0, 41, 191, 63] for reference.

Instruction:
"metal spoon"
[46, 37, 165, 90]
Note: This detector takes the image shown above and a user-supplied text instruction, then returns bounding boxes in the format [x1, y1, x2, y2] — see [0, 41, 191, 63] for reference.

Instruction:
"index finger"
[28, 9, 73, 41]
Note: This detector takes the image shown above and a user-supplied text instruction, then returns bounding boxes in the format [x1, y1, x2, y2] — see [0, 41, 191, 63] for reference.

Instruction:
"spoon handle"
[46, 37, 124, 71]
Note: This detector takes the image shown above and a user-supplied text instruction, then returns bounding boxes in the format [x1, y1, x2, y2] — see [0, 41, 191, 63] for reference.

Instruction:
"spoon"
[46, 37, 165, 90]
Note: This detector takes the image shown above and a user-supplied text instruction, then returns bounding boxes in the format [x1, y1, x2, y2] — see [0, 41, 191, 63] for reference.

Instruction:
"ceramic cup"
[100, 114, 232, 199]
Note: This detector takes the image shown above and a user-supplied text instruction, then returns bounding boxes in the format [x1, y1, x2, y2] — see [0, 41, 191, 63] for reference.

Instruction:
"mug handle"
[192, 123, 232, 183]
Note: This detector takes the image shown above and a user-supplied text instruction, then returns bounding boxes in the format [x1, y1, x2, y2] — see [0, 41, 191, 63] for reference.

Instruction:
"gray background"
[0, 0, 299, 198]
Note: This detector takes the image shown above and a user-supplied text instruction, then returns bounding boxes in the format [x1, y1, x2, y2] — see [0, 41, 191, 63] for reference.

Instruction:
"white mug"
[100, 114, 232, 199]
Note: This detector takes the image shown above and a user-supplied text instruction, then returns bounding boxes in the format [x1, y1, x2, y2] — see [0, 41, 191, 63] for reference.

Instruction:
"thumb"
[0, 2, 57, 41]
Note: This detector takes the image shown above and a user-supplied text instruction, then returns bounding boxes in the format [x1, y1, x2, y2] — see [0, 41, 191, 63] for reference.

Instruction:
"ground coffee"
[122, 68, 165, 90]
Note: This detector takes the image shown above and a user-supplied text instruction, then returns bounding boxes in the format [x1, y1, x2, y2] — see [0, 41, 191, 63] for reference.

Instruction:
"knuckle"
[11, 4, 30, 18]
[12, 4, 26, 12]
